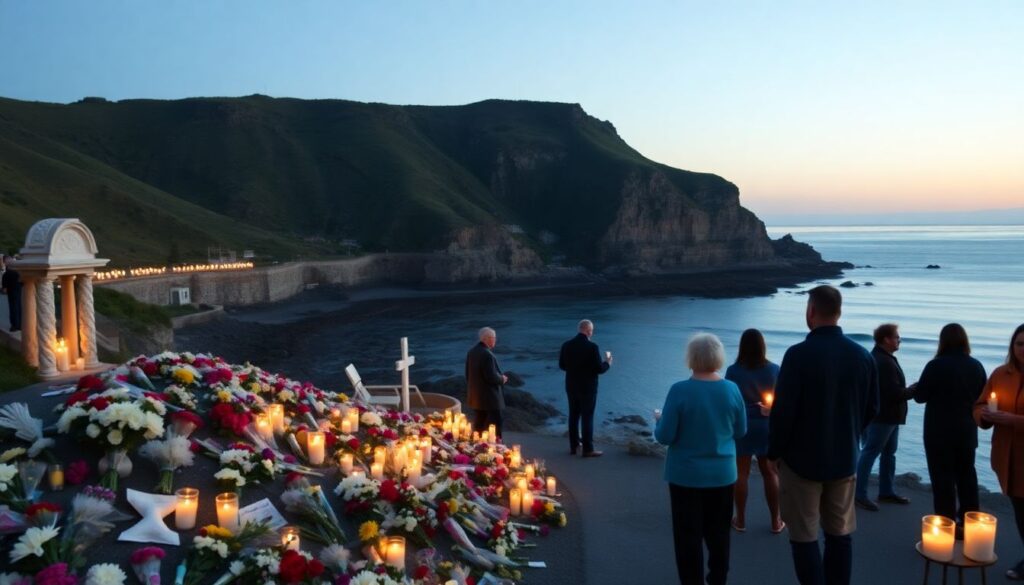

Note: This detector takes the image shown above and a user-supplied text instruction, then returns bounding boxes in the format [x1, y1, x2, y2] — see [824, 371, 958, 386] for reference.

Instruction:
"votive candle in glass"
[510, 451, 522, 468]
[525, 463, 535, 482]
[988, 392, 999, 412]
[216, 492, 239, 532]
[420, 437, 432, 465]
[268, 404, 285, 433]
[307, 431, 325, 465]
[281, 525, 301, 551]
[351, 468, 366, 479]
[964, 512, 997, 562]
[175, 487, 199, 530]
[509, 488, 522, 516]
[384, 535, 406, 571]
[374, 446, 387, 467]
[48, 464, 64, 491]
[921, 515, 955, 562]
[546, 476, 557, 497]
[341, 419, 352, 434]
[339, 453, 354, 475]
[256, 412, 273, 442]
[487, 424, 497, 443]
[347, 409, 360, 433]
[521, 490, 535, 516]
[371, 461, 384, 480]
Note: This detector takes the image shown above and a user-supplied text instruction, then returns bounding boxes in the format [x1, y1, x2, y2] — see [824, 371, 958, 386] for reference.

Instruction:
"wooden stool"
[916, 542, 997, 585]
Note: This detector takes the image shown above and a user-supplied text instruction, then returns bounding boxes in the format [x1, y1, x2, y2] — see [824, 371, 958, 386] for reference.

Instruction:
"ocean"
[277, 225, 1024, 490]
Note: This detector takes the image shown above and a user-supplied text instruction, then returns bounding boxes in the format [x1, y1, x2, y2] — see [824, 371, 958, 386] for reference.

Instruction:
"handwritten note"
[238, 498, 287, 530]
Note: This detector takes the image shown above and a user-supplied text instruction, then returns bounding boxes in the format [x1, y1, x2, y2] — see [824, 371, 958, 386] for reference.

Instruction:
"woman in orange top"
[974, 323, 1024, 580]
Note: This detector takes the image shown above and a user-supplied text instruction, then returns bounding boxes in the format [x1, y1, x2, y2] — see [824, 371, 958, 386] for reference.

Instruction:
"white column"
[60, 275, 80, 364]
[21, 277, 38, 367]
[76, 274, 99, 368]
[36, 277, 58, 378]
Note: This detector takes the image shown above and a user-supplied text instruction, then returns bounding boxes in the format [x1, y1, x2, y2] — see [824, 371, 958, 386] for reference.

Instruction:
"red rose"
[413, 565, 430, 580]
[88, 397, 110, 411]
[142, 361, 158, 376]
[26, 502, 62, 517]
[382, 429, 398, 440]
[346, 438, 360, 450]
[367, 427, 380, 437]
[306, 559, 325, 579]
[531, 500, 544, 516]
[77, 374, 106, 391]
[379, 479, 400, 502]
[171, 411, 204, 429]
[325, 432, 337, 448]
[65, 460, 89, 485]
[64, 391, 91, 407]
[278, 550, 307, 583]
[296, 404, 311, 414]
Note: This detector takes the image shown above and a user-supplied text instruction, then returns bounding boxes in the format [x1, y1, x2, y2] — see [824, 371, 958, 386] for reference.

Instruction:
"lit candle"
[472, 431, 481, 443]
[48, 464, 64, 491]
[347, 409, 360, 433]
[330, 407, 341, 420]
[256, 413, 273, 442]
[420, 437, 432, 464]
[55, 339, 69, 372]
[525, 464, 535, 482]
[509, 488, 522, 516]
[268, 404, 285, 433]
[384, 536, 406, 571]
[921, 515, 955, 562]
[964, 512, 997, 562]
[393, 445, 407, 472]
[75, 357, 85, 370]
[521, 490, 535, 516]
[281, 525, 301, 551]
[374, 446, 387, 467]
[175, 487, 199, 530]
[407, 460, 422, 487]
[215, 492, 238, 532]
[351, 468, 366, 479]
[546, 476, 557, 497]
[341, 419, 352, 434]
[510, 451, 522, 468]
[307, 431, 325, 465]
[488, 424, 497, 444]
[763, 391, 775, 408]
[988, 392, 999, 413]
[339, 453, 354, 475]
[371, 461, 384, 480]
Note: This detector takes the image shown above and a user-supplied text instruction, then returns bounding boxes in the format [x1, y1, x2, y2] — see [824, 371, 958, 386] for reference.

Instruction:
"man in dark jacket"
[855, 323, 914, 511]
[559, 319, 612, 457]
[1, 255, 22, 332]
[768, 285, 879, 585]
[465, 327, 508, 438]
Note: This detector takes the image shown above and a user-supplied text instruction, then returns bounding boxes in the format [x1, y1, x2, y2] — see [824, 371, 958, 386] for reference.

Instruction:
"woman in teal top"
[655, 333, 747, 585]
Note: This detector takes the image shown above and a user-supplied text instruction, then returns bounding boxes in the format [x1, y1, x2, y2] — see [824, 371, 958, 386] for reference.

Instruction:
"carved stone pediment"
[16, 218, 109, 271]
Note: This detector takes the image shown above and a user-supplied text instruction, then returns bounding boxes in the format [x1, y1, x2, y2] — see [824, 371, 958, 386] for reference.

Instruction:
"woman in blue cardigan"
[655, 332, 748, 585]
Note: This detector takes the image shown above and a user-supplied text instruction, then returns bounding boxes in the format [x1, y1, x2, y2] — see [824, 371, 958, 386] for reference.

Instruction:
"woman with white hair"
[655, 332, 747, 585]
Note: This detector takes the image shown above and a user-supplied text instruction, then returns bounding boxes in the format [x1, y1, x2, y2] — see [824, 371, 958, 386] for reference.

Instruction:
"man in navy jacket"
[559, 319, 612, 457]
[466, 327, 508, 438]
[768, 285, 879, 585]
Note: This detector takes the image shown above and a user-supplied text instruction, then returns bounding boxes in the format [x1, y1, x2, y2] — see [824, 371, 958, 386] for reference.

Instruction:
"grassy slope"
[0, 345, 38, 393]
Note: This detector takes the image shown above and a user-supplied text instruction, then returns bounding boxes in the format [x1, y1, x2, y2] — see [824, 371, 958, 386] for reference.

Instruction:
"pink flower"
[34, 563, 78, 585]
[65, 460, 90, 485]
[130, 546, 166, 564]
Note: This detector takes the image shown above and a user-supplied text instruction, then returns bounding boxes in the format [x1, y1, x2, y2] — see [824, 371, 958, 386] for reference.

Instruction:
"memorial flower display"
[0, 351, 567, 584]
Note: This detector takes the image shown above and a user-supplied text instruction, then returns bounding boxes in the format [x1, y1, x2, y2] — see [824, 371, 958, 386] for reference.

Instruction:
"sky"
[1, 0, 1022, 221]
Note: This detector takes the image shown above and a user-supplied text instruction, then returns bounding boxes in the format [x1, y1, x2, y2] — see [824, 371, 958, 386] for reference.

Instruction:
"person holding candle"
[913, 323, 987, 529]
[974, 323, 1024, 579]
[559, 319, 612, 457]
[767, 285, 879, 585]
[654, 332, 746, 585]
[855, 323, 915, 512]
[465, 327, 508, 439]
[725, 328, 783, 534]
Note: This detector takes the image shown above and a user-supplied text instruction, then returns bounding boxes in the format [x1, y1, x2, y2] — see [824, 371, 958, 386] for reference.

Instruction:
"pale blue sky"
[2, 1, 1022, 218]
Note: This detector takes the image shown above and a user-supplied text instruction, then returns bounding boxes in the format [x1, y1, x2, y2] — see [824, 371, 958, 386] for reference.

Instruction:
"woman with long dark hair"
[725, 328, 783, 533]
[974, 323, 1024, 579]
[913, 323, 987, 526]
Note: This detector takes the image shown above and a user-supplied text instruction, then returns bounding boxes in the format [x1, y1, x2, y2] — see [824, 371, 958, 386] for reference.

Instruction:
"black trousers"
[1011, 496, 1024, 553]
[566, 390, 597, 453]
[924, 442, 978, 523]
[669, 482, 734, 585]
[6, 288, 20, 331]
[472, 409, 503, 439]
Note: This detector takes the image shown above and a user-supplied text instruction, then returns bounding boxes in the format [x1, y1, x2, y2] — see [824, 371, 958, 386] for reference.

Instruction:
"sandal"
[771, 521, 787, 535]
[731, 519, 746, 533]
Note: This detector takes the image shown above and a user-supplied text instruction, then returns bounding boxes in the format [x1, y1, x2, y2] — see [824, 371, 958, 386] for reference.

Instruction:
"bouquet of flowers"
[177, 520, 273, 585]
[0, 462, 28, 511]
[334, 475, 385, 522]
[280, 475, 346, 544]
[224, 548, 326, 585]
[60, 485, 133, 567]
[139, 436, 196, 494]
[378, 480, 438, 548]
[0, 403, 55, 459]
[212, 443, 280, 495]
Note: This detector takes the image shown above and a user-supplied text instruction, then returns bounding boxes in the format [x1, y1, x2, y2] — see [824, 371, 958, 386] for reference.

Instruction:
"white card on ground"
[527, 561, 547, 568]
[238, 498, 287, 530]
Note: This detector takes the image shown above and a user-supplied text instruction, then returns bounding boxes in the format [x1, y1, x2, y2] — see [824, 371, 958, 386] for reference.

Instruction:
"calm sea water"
[310, 225, 1024, 489]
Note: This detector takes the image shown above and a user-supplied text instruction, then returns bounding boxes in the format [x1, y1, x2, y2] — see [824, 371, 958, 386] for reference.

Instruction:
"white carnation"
[107, 429, 123, 445]
[85, 563, 127, 585]
[86, 424, 101, 438]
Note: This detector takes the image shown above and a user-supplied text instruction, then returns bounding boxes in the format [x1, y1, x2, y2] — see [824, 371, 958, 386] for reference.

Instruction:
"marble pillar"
[76, 274, 99, 368]
[21, 277, 38, 367]
[59, 275, 80, 364]
[36, 277, 58, 378]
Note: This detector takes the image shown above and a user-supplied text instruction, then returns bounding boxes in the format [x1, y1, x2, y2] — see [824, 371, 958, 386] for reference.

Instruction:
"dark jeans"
[6, 288, 21, 331]
[566, 390, 597, 453]
[669, 482, 734, 585]
[1012, 496, 1024, 554]
[924, 442, 978, 523]
[856, 423, 899, 499]
[791, 535, 852, 585]
[472, 409, 503, 439]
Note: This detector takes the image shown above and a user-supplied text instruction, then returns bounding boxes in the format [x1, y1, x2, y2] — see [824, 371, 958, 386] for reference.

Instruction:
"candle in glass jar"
[988, 392, 999, 412]
[281, 525, 301, 551]
[341, 418, 352, 434]
[339, 453, 354, 475]
[175, 487, 199, 530]
[964, 512, 997, 562]
[215, 492, 239, 532]
[525, 464, 535, 482]
[384, 536, 406, 571]
[55, 339, 70, 372]
[371, 462, 384, 480]
[307, 431, 325, 465]
[921, 515, 955, 562]
[256, 413, 273, 441]
[516, 476, 527, 492]
[510, 451, 522, 468]
[509, 488, 522, 516]
[521, 490, 535, 516]
[347, 409, 360, 433]
[268, 404, 285, 433]
[546, 476, 557, 496]
[48, 464, 64, 491]
[420, 437, 432, 464]
[351, 468, 366, 479]
[487, 424, 497, 443]
[76, 357, 85, 370]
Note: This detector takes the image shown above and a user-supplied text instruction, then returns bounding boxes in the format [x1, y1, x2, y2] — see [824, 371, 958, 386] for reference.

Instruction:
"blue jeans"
[855, 423, 899, 500]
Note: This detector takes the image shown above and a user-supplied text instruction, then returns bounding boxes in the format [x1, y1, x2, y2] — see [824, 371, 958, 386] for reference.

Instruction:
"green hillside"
[0, 95, 745, 266]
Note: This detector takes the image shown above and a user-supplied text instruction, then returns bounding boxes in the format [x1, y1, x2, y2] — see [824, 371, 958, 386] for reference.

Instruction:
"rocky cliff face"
[594, 170, 775, 274]
[425, 226, 545, 282]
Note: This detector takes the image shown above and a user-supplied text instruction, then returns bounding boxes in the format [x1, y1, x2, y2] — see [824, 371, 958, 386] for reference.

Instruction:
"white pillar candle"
[307, 431, 325, 465]
[546, 476, 557, 496]
[384, 536, 406, 571]
[371, 462, 384, 480]
[988, 392, 999, 412]
[420, 437, 432, 464]
[374, 446, 387, 467]
[964, 512, 997, 562]
[488, 424, 497, 444]
[510, 452, 522, 468]
[55, 339, 70, 372]
[216, 492, 239, 532]
[407, 464, 421, 487]
[281, 525, 301, 551]
[351, 468, 366, 479]
[175, 487, 199, 530]
[347, 409, 360, 433]
[75, 357, 85, 370]
[516, 476, 527, 492]
[340, 453, 354, 475]
[509, 488, 522, 516]
[921, 515, 955, 562]
[268, 404, 285, 433]
[256, 413, 273, 442]
[341, 419, 352, 434]
[525, 464, 535, 483]
[521, 490, 535, 516]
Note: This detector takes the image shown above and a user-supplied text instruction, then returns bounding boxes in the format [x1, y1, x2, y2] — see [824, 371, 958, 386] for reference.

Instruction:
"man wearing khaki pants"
[767, 285, 879, 585]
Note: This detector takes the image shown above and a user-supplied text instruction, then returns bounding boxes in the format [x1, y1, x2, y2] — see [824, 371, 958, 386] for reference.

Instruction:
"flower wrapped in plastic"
[0, 403, 55, 459]
[62, 486, 133, 567]
[334, 474, 386, 523]
[0, 462, 29, 511]
[130, 547, 165, 585]
[139, 436, 195, 494]
[176, 520, 273, 585]
[280, 475, 346, 544]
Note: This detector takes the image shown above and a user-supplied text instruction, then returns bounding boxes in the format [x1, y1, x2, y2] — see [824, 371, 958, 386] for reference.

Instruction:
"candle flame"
[763, 392, 775, 406]
[991, 391, 996, 400]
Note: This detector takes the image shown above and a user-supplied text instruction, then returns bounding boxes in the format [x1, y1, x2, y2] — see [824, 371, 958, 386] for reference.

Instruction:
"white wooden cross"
[394, 337, 415, 413]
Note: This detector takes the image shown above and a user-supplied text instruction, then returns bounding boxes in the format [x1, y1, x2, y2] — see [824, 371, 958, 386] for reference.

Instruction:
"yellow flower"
[172, 369, 194, 385]
[336, 394, 349, 403]
[544, 502, 556, 515]
[203, 524, 233, 539]
[248, 382, 261, 393]
[359, 521, 379, 543]
[447, 498, 460, 515]
[216, 390, 231, 403]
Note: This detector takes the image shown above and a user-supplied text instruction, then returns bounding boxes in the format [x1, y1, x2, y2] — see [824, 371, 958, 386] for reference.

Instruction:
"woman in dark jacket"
[913, 323, 988, 525]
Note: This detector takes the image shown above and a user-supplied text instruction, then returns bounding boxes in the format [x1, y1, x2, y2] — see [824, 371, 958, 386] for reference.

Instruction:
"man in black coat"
[855, 323, 914, 511]
[559, 319, 612, 457]
[1, 255, 22, 332]
[465, 327, 508, 438]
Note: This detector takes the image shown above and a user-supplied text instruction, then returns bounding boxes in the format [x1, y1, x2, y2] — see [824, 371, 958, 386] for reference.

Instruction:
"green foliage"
[0, 345, 38, 393]
[94, 287, 171, 334]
